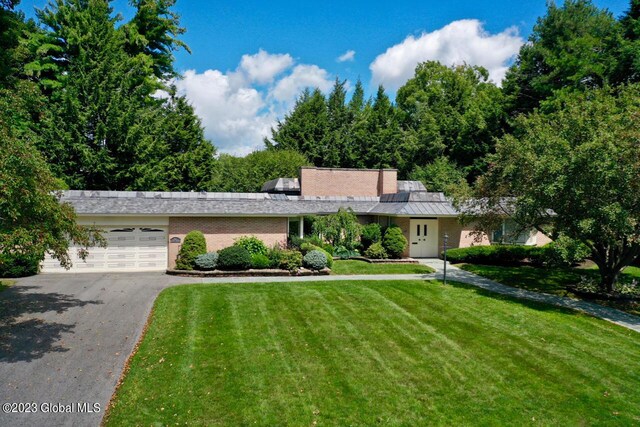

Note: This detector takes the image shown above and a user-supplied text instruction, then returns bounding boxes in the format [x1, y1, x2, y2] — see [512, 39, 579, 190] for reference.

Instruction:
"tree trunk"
[599, 267, 620, 294]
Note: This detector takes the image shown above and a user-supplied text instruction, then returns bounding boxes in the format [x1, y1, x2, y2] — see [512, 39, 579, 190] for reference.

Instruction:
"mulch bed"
[167, 268, 331, 277]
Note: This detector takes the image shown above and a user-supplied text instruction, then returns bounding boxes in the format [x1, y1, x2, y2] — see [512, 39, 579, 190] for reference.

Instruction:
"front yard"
[105, 280, 640, 425]
[330, 260, 434, 275]
[459, 264, 640, 316]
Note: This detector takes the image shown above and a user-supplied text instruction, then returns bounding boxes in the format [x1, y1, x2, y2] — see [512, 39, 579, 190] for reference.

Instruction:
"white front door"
[409, 219, 439, 258]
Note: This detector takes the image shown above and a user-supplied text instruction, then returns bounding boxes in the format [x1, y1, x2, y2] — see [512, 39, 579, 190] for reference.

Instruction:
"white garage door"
[42, 226, 168, 273]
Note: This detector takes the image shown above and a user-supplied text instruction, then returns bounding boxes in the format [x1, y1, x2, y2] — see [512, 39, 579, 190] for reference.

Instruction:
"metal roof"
[261, 178, 300, 193]
[397, 180, 427, 192]
[60, 190, 459, 217]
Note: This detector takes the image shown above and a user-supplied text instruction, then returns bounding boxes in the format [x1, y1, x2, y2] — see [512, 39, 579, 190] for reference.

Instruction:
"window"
[110, 228, 134, 232]
[416, 224, 420, 236]
[424, 224, 428, 236]
[140, 227, 164, 232]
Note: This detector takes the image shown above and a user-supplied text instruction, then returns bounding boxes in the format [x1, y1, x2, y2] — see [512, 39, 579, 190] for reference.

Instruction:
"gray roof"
[397, 180, 427, 192]
[60, 190, 459, 217]
[261, 177, 300, 193]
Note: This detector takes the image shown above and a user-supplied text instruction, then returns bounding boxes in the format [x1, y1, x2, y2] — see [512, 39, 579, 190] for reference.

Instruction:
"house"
[41, 167, 550, 273]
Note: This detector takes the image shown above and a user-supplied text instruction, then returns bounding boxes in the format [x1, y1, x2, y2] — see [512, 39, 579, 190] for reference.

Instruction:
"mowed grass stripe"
[105, 280, 640, 426]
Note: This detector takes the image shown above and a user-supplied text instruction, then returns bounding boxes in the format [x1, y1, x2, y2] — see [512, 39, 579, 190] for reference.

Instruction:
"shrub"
[321, 243, 334, 255]
[383, 227, 408, 259]
[277, 249, 303, 272]
[444, 245, 542, 265]
[312, 208, 362, 250]
[175, 231, 207, 270]
[299, 242, 333, 267]
[234, 235, 268, 256]
[334, 246, 359, 260]
[0, 252, 41, 278]
[303, 250, 328, 270]
[543, 235, 591, 267]
[365, 242, 388, 259]
[361, 223, 382, 250]
[251, 253, 272, 269]
[217, 245, 252, 270]
[194, 252, 218, 270]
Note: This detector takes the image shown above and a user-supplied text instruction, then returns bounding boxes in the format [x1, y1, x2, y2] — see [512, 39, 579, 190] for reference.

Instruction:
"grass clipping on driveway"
[105, 280, 640, 426]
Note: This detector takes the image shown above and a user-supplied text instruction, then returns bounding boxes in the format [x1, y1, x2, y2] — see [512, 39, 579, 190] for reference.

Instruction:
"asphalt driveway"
[0, 272, 200, 427]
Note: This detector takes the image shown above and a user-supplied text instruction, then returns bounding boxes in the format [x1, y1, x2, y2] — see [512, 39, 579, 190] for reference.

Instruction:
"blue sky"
[17, 0, 632, 154]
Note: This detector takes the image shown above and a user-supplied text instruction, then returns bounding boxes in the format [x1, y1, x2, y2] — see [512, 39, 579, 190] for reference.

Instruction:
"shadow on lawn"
[0, 285, 102, 363]
[443, 273, 640, 330]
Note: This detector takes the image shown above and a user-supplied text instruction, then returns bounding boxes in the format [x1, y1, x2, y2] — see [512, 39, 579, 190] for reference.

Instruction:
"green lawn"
[105, 280, 640, 426]
[331, 259, 434, 275]
[458, 264, 640, 316]
[0, 280, 14, 292]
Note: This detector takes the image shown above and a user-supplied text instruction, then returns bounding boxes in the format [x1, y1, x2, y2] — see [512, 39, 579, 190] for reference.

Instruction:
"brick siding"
[168, 216, 287, 268]
[300, 167, 397, 197]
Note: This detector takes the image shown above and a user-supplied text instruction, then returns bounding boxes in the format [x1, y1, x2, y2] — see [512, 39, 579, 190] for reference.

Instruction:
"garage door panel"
[42, 225, 167, 273]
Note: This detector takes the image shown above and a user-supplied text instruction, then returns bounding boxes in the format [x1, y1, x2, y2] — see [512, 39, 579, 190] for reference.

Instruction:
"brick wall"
[438, 217, 491, 250]
[168, 217, 288, 268]
[391, 217, 411, 257]
[300, 167, 397, 197]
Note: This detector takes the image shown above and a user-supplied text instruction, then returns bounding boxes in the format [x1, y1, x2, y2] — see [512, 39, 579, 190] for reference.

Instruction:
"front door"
[409, 219, 439, 258]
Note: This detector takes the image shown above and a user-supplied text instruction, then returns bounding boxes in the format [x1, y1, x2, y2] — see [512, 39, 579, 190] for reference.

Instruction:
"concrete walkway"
[418, 258, 640, 334]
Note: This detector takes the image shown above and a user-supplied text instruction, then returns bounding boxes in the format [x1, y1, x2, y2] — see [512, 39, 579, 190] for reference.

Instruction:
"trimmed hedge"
[300, 242, 333, 268]
[382, 227, 408, 259]
[364, 242, 388, 259]
[251, 253, 272, 269]
[175, 231, 207, 270]
[0, 252, 41, 278]
[303, 250, 328, 270]
[443, 245, 539, 265]
[194, 252, 218, 270]
[217, 245, 252, 270]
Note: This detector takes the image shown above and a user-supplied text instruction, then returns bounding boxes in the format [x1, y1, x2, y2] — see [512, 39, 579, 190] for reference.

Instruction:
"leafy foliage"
[543, 235, 591, 267]
[360, 223, 381, 250]
[364, 242, 388, 260]
[0, 252, 41, 278]
[175, 231, 207, 270]
[312, 208, 362, 250]
[503, 0, 624, 115]
[382, 227, 408, 259]
[303, 250, 328, 271]
[211, 149, 309, 192]
[445, 245, 537, 265]
[300, 242, 333, 267]
[409, 157, 467, 194]
[468, 85, 640, 292]
[250, 253, 272, 269]
[275, 249, 303, 272]
[194, 252, 218, 271]
[217, 245, 252, 271]
[233, 235, 268, 256]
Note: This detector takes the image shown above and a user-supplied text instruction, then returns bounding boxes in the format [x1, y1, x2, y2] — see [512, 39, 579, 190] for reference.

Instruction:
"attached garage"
[41, 217, 168, 273]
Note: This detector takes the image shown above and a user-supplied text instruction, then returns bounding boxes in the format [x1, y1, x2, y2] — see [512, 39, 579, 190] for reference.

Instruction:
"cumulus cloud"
[370, 19, 523, 90]
[270, 64, 333, 105]
[175, 52, 333, 155]
[239, 49, 293, 84]
[337, 50, 356, 62]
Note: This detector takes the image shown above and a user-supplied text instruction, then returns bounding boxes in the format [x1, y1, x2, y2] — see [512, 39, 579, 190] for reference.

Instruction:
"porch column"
[299, 216, 304, 238]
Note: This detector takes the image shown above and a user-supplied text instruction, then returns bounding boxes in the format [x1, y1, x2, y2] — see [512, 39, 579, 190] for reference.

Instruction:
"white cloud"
[175, 52, 334, 155]
[239, 49, 293, 84]
[370, 19, 523, 91]
[270, 64, 333, 105]
[337, 50, 356, 62]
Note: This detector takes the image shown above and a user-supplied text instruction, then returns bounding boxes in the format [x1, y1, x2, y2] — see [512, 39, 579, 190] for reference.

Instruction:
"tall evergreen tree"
[502, 0, 623, 115]
[123, 0, 189, 80]
[321, 78, 349, 167]
[266, 88, 329, 165]
[617, 0, 640, 82]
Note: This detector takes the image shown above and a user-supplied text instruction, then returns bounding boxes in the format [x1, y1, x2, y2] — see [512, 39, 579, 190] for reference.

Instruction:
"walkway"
[418, 258, 640, 334]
